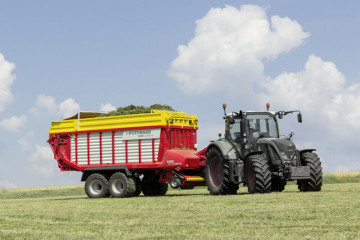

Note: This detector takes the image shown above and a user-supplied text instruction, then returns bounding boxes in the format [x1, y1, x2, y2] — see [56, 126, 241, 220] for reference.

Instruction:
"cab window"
[229, 119, 241, 141]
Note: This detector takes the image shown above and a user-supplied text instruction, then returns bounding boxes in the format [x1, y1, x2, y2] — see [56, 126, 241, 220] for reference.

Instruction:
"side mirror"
[297, 113, 302, 123]
[228, 116, 235, 124]
[278, 112, 284, 119]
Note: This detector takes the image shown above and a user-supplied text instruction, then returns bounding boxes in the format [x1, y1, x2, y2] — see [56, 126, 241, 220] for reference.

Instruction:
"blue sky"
[0, 1, 359, 188]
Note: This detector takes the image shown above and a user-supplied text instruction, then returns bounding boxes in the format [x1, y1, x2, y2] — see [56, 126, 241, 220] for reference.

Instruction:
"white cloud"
[168, 5, 309, 95]
[31, 95, 80, 118]
[0, 115, 27, 132]
[100, 103, 116, 112]
[0, 53, 16, 113]
[30, 94, 58, 115]
[30, 144, 57, 177]
[31, 145, 53, 162]
[261, 55, 345, 112]
[59, 98, 80, 118]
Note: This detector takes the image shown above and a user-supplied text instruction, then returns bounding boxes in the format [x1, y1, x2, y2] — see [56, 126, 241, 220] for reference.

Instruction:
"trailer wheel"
[141, 182, 168, 196]
[109, 172, 136, 198]
[271, 179, 286, 192]
[85, 173, 109, 198]
[297, 152, 323, 191]
[133, 178, 142, 197]
[204, 147, 239, 195]
[244, 154, 271, 194]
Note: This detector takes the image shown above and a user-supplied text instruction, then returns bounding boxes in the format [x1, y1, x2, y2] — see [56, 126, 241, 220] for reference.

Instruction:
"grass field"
[1, 174, 360, 239]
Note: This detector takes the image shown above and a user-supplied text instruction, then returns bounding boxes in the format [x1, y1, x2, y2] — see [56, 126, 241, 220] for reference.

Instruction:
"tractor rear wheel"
[108, 172, 136, 198]
[297, 152, 322, 191]
[244, 154, 271, 194]
[85, 173, 109, 198]
[271, 179, 286, 192]
[204, 147, 239, 195]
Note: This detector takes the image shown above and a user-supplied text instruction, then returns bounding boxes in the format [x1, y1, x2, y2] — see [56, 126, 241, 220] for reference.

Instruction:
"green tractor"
[204, 103, 323, 195]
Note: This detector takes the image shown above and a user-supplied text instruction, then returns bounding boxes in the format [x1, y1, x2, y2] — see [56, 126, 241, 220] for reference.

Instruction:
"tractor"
[204, 103, 323, 194]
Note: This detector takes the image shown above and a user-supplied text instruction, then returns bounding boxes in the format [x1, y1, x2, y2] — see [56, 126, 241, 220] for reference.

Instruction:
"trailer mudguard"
[81, 166, 132, 181]
[206, 139, 240, 160]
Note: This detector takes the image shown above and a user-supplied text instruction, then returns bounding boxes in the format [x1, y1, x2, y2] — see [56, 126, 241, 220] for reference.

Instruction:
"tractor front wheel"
[297, 152, 322, 191]
[244, 154, 271, 194]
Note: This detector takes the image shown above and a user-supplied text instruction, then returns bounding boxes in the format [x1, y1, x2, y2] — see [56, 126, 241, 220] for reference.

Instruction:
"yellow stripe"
[185, 177, 205, 182]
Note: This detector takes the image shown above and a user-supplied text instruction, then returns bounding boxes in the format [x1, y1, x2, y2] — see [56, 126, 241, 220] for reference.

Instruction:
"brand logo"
[128, 130, 151, 135]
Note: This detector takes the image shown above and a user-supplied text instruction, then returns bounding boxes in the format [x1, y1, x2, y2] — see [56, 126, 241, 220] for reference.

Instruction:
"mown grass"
[1, 174, 360, 239]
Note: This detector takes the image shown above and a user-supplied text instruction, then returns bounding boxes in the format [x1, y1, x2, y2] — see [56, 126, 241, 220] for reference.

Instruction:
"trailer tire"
[271, 179, 286, 192]
[297, 152, 322, 191]
[204, 147, 239, 195]
[85, 173, 109, 198]
[142, 182, 168, 196]
[133, 179, 142, 197]
[244, 154, 271, 194]
[109, 172, 136, 198]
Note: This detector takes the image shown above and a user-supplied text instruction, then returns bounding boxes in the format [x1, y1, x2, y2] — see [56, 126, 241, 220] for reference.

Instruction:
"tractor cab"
[224, 104, 302, 162]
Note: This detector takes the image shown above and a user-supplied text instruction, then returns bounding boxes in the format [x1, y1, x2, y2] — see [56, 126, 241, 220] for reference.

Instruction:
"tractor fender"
[244, 151, 263, 160]
[206, 139, 240, 160]
[299, 149, 316, 154]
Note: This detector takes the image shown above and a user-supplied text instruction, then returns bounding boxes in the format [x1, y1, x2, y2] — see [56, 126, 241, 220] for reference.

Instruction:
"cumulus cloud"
[168, 5, 309, 95]
[261, 55, 360, 137]
[261, 55, 345, 111]
[59, 98, 80, 118]
[100, 103, 116, 112]
[30, 144, 57, 177]
[0, 115, 27, 132]
[31, 95, 80, 118]
[0, 53, 16, 113]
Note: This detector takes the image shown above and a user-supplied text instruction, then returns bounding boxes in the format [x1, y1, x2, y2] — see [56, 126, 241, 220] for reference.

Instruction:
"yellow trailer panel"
[49, 110, 198, 134]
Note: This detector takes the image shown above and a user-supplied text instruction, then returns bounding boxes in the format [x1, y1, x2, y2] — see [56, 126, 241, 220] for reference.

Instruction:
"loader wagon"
[48, 110, 207, 198]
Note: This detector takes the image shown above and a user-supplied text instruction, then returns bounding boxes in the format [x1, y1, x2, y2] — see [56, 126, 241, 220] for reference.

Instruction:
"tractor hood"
[270, 138, 297, 159]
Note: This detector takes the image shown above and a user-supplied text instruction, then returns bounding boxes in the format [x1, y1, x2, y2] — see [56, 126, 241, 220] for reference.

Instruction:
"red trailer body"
[48, 111, 207, 196]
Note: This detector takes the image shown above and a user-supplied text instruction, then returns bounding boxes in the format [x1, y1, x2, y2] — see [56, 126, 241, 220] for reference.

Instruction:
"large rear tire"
[85, 173, 109, 198]
[244, 154, 271, 194]
[204, 147, 239, 195]
[108, 172, 136, 198]
[297, 152, 322, 191]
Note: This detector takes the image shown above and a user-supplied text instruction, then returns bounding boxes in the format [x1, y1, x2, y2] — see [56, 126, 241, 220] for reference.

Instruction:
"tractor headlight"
[279, 151, 289, 160]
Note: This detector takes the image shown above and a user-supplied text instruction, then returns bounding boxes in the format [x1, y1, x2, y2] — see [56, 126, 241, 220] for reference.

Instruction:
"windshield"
[247, 114, 278, 138]
[229, 118, 241, 141]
